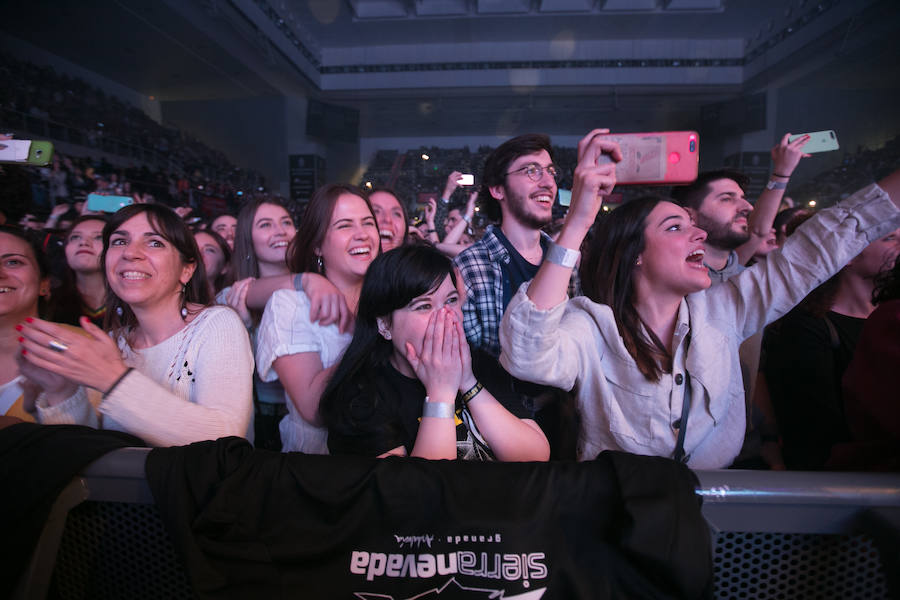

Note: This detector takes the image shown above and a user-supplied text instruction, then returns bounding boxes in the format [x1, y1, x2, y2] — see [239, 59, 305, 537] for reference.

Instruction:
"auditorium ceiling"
[2, 0, 898, 137]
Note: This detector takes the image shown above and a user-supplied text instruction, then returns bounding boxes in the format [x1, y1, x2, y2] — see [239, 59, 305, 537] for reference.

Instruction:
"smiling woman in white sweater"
[499, 129, 900, 469]
[17, 204, 253, 447]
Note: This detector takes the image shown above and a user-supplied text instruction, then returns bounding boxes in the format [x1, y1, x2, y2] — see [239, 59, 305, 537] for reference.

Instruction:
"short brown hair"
[479, 133, 554, 222]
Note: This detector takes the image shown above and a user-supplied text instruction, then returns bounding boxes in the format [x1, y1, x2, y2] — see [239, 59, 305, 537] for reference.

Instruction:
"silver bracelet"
[545, 240, 580, 268]
[422, 398, 455, 419]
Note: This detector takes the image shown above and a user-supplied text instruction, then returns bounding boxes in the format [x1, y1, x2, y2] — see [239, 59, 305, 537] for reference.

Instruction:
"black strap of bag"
[673, 373, 691, 464]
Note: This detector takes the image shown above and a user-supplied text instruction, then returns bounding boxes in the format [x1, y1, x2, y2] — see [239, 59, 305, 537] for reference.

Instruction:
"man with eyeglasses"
[454, 133, 580, 357]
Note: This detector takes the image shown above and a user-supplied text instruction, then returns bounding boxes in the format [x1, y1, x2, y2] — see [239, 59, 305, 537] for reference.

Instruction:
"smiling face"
[0, 232, 48, 321]
[105, 212, 196, 312]
[316, 193, 380, 286]
[251, 203, 296, 276]
[194, 231, 227, 281]
[210, 214, 237, 249]
[491, 150, 557, 230]
[635, 202, 711, 301]
[65, 219, 105, 274]
[379, 274, 461, 376]
[693, 178, 753, 251]
[369, 191, 406, 252]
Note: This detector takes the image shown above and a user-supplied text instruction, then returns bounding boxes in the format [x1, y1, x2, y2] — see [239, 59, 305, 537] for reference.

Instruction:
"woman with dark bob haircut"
[17, 203, 254, 446]
[321, 244, 549, 460]
[499, 129, 900, 469]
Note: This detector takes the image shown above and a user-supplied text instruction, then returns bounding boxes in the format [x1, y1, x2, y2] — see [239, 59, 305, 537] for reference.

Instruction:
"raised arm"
[712, 170, 900, 339]
[435, 192, 477, 257]
[736, 133, 810, 265]
[526, 129, 620, 309]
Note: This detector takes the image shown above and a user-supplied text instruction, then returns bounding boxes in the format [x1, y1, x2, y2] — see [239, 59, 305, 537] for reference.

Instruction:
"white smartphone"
[458, 174, 475, 186]
[789, 130, 839, 153]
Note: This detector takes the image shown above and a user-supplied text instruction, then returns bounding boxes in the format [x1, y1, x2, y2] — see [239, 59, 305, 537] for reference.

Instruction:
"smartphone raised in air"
[0, 139, 54, 166]
[458, 174, 475, 186]
[596, 131, 699, 185]
[789, 130, 838, 153]
[86, 193, 133, 213]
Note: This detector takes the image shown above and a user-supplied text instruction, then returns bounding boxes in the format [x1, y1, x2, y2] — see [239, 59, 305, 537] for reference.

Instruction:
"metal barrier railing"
[18, 448, 900, 600]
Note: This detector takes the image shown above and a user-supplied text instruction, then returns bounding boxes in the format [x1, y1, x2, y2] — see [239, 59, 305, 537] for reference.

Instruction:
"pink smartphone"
[596, 131, 699, 185]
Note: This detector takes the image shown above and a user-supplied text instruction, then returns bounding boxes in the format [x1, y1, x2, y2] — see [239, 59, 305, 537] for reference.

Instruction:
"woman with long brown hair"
[256, 184, 380, 453]
[500, 129, 900, 468]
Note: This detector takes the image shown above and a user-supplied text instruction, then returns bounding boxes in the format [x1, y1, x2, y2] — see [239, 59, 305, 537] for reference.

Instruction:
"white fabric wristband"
[545, 240, 580, 268]
[422, 398, 455, 419]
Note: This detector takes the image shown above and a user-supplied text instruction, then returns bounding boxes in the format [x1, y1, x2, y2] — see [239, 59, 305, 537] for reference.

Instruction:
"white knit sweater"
[36, 305, 254, 447]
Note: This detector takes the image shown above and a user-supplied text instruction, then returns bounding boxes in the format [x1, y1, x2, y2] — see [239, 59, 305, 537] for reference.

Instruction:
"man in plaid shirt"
[454, 134, 580, 358]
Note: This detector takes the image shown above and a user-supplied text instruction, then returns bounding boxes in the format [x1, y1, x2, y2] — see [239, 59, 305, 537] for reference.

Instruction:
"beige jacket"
[500, 183, 900, 468]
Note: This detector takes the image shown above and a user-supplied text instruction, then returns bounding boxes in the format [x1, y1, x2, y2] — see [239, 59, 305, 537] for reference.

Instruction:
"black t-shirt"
[494, 228, 547, 310]
[327, 350, 533, 459]
[763, 309, 865, 470]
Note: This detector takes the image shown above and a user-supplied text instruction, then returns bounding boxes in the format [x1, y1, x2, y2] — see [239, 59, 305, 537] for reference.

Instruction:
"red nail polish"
[21, 349, 27, 356]
[25, 317, 34, 323]
[15, 324, 23, 331]
[17, 336, 23, 343]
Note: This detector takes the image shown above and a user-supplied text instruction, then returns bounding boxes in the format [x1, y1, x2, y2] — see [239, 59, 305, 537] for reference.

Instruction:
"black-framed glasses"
[506, 163, 558, 182]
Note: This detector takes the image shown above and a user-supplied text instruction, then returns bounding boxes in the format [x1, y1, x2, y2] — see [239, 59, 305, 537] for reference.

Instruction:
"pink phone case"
[597, 131, 700, 185]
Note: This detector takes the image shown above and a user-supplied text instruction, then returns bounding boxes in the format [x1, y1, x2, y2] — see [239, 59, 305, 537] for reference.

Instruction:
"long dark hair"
[101, 204, 210, 335]
[368, 186, 409, 242]
[232, 197, 294, 281]
[288, 183, 375, 274]
[320, 244, 457, 439]
[873, 253, 900, 305]
[195, 228, 233, 295]
[50, 215, 109, 325]
[580, 196, 672, 381]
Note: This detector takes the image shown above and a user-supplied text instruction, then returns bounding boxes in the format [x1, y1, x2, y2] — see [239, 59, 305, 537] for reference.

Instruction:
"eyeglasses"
[506, 163, 558, 182]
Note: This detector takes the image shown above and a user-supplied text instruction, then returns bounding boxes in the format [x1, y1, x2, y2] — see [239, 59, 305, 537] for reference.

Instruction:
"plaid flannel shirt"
[454, 225, 581, 357]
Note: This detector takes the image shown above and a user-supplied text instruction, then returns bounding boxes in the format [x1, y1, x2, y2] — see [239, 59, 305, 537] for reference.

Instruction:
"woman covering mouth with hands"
[18, 204, 254, 446]
[499, 129, 900, 469]
[321, 244, 549, 461]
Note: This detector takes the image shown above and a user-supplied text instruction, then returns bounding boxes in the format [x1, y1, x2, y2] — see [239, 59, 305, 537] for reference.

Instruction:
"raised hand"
[442, 171, 464, 201]
[568, 128, 622, 231]
[772, 133, 811, 177]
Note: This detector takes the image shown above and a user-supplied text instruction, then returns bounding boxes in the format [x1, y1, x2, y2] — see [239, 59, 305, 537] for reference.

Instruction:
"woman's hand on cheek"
[18, 316, 129, 394]
[405, 308, 462, 402]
